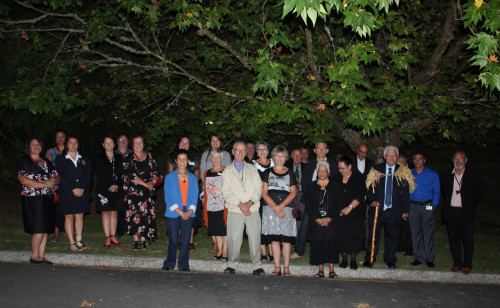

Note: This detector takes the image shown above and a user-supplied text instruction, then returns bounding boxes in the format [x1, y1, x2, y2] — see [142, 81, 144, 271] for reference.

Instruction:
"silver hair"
[270, 145, 289, 160]
[317, 161, 330, 173]
[209, 147, 224, 160]
[383, 146, 399, 157]
[232, 140, 246, 150]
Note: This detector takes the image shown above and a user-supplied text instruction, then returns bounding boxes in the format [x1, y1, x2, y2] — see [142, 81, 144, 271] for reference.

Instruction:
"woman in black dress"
[305, 161, 342, 278]
[334, 156, 367, 270]
[55, 135, 92, 252]
[18, 137, 59, 264]
[94, 135, 124, 248]
[123, 134, 159, 251]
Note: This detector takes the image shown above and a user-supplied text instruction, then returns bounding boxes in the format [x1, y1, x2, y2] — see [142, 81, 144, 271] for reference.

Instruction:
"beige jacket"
[222, 162, 262, 213]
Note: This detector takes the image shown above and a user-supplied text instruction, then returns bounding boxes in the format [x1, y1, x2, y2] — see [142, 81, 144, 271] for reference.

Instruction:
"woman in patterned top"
[203, 148, 228, 261]
[261, 145, 297, 276]
[18, 137, 59, 264]
[253, 140, 275, 262]
[123, 134, 160, 251]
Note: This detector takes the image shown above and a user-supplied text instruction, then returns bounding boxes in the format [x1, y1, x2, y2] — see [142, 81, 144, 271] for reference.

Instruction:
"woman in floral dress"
[18, 137, 59, 264]
[123, 134, 159, 251]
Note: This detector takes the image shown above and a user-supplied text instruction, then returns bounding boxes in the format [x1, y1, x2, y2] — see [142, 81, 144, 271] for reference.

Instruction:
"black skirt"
[22, 195, 55, 234]
[207, 210, 226, 236]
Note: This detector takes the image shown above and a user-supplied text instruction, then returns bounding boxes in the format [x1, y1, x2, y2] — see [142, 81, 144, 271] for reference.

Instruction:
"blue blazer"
[164, 169, 199, 218]
[366, 163, 410, 219]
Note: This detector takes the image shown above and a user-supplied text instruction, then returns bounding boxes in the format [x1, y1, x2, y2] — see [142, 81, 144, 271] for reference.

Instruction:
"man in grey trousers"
[222, 141, 265, 275]
[409, 152, 440, 268]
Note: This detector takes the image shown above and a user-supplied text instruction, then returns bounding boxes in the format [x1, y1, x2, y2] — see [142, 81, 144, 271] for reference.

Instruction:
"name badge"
[426, 205, 433, 211]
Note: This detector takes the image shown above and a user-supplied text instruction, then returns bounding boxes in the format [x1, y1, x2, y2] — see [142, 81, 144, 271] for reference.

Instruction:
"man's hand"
[402, 213, 409, 221]
[370, 201, 380, 207]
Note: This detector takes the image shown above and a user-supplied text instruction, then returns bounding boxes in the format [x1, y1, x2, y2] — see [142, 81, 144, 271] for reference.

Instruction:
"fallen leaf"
[81, 300, 95, 306]
[392, 298, 399, 302]
[263, 287, 270, 291]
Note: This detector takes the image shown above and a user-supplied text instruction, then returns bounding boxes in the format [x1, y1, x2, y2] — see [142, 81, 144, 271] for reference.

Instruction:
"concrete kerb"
[1, 250, 499, 285]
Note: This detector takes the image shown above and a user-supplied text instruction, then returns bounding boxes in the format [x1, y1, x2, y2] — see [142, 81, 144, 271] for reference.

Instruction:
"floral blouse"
[204, 170, 225, 212]
[17, 156, 58, 197]
[123, 152, 159, 195]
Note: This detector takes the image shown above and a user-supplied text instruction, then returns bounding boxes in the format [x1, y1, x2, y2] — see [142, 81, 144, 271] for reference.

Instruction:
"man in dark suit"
[352, 143, 374, 178]
[363, 146, 411, 268]
[291, 140, 336, 259]
[286, 149, 307, 230]
[441, 151, 483, 274]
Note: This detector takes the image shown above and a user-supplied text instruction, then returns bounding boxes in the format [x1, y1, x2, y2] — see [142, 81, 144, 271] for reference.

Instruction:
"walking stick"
[370, 206, 379, 264]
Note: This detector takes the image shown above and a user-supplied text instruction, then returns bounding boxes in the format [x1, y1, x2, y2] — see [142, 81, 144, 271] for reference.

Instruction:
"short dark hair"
[175, 149, 191, 160]
[25, 137, 43, 156]
[337, 155, 352, 166]
[63, 135, 79, 154]
[102, 134, 114, 143]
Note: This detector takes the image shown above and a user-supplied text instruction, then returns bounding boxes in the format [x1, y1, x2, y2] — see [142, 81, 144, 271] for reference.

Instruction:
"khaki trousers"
[227, 211, 262, 270]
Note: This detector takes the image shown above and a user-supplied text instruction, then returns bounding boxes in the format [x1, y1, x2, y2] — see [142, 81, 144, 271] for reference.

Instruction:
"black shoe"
[387, 263, 396, 269]
[253, 268, 265, 275]
[161, 267, 170, 271]
[426, 262, 435, 268]
[410, 260, 422, 266]
[181, 268, 191, 272]
[339, 259, 348, 268]
[29, 257, 43, 264]
[224, 267, 235, 274]
[362, 261, 373, 268]
[350, 260, 358, 270]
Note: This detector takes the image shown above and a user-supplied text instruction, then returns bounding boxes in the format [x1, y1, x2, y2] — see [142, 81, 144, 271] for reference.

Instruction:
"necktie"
[295, 166, 301, 190]
[384, 167, 392, 210]
[238, 166, 243, 182]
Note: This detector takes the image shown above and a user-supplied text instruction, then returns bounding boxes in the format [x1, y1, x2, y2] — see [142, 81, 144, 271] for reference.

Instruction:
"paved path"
[1, 262, 500, 307]
[1, 250, 499, 285]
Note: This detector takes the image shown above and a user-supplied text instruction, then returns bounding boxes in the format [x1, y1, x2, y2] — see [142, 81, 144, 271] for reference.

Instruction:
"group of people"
[18, 132, 483, 277]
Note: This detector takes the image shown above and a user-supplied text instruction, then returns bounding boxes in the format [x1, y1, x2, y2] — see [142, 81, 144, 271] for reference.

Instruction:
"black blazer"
[94, 153, 124, 197]
[352, 155, 375, 178]
[366, 163, 410, 219]
[55, 153, 92, 204]
[441, 168, 483, 223]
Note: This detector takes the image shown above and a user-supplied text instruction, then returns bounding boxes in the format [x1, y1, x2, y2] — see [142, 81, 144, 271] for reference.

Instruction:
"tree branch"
[412, 0, 457, 85]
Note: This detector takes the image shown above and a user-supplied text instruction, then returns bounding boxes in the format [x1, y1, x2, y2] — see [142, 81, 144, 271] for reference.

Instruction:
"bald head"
[357, 143, 368, 160]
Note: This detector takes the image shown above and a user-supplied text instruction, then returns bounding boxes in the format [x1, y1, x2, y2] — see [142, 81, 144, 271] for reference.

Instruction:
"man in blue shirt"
[409, 153, 440, 268]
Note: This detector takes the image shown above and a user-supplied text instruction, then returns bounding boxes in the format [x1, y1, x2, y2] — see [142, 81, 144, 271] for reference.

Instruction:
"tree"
[0, 0, 498, 182]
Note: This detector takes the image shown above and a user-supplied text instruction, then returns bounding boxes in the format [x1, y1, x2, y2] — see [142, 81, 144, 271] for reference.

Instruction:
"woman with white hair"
[305, 161, 342, 278]
[203, 148, 228, 261]
[261, 145, 297, 276]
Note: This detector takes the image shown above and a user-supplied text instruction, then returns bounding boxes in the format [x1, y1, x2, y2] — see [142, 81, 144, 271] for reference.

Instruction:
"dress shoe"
[253, 268, 265, 275]
[362, 261, 373, 268]
[451, 266, 461, 272]
[161, 267, 170, 271]
[339, 259, 348, 268]
[387, 263, 396, 269]
[350, 260, 358, 270]
[462, 267, 472, 274]
[290, 253, 304, 259]
[29, 257, 43, 264]
[410, 260, 422, 266]
[224, 267, 235, 274]
[40, 258, 53, 265]
[181, 268, 191, 272]
[426, 262, 435, 268]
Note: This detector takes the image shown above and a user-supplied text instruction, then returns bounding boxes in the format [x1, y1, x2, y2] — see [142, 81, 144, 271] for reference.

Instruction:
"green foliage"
[463, 0, 500, 92]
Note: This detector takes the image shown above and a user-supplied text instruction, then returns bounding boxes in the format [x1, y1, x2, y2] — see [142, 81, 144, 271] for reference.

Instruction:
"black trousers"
[446, 207, 474, 268]
[364, 208, 401, 265]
